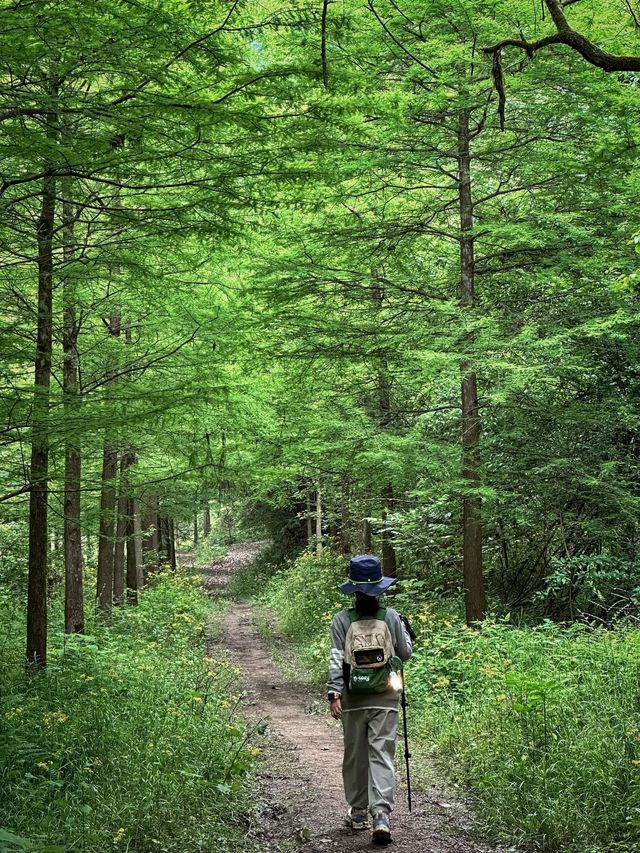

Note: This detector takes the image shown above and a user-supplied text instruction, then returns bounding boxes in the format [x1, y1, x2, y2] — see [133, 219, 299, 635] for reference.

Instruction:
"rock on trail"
[201, 543, 507, 853]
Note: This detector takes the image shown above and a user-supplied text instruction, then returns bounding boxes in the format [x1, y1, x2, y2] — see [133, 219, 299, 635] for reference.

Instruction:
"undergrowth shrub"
[191, 536, 226, 567]
[260, 551, 345, 679]
[0, 570, 255, 853]
[410, 616, 640, 850]
[227, 541, 288, 599]
[256, 551, 640, 852]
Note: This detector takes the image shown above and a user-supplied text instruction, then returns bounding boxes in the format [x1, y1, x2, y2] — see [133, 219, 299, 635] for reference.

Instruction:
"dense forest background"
[1, 1, 640, 852]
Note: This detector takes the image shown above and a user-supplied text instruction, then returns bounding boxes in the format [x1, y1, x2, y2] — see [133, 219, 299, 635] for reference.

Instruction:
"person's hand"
[330, 697, 343, 720]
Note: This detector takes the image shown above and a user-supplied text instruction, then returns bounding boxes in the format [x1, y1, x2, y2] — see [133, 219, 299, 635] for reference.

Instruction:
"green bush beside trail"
[0, 571, 254, 853]
[257, 551, 640, 852]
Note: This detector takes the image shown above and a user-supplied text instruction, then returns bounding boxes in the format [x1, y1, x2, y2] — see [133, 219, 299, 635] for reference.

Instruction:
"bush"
[260, 551, 346, 682]
[0, 571, 255, 853]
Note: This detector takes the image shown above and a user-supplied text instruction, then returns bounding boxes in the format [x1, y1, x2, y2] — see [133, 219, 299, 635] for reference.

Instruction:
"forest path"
[200, 544, 506, 853]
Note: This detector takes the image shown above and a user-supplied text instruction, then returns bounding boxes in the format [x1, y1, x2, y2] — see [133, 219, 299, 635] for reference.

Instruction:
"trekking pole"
[400, 668, 412, 812]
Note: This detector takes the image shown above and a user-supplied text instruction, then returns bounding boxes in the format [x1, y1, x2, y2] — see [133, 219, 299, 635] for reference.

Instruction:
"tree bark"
[96, 442, 118, 614]
[363, 517, 373, 553]
[125, 498, 139, 605]
[62, 191, 84, 634]
[484, 0, 640, 71]
[202, 503, 211, 537]
[371, 268, 397, 577]
[458, 107, 487, 625]
[113, 453, 133, 606]
[193, 514, 198, 544]
[340, 473, 352, 556]
[141, 496, 159, 567]
[131, 497, 145, 586]
[306, 491, 313, 548]
[381, 483, 397, 578]
[95, 311, 121, 615]
[321, 0, 330, 87]
[157, 512, 169, 564]
[168, 518, 177, 570]
[26, 169, 56, 666]
[113, 492, 127, 606]
[315, 487, 323, 556]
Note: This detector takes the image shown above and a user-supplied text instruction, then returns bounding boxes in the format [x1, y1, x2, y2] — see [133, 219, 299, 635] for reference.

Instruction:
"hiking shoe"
[372, 811, 392, 845]
[345, 807, 369, 831]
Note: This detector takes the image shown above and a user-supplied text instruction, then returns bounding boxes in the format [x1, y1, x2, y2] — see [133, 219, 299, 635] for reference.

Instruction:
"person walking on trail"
[327, 554, 414, 845]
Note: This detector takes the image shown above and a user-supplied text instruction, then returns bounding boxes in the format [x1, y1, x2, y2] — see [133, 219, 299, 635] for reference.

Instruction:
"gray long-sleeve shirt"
[327, 606, 413, 712]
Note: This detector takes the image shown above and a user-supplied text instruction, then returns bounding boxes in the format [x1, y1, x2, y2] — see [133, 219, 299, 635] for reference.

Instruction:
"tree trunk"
[96, 442, 118, 614]
[193, 514, 198, 544]
[26, 169, 56, 666]
[381, 482, 397, 578]
[125, 498, 138, 605]
[113, 491, 127, 606]
[363, 517, 373, 553]
[340, 474, 351, 555]
[306, 492, 313, 549]
[141, 496, 159, 567]
[315, 487, 323, 557]
[113, 453, 133, 606]
[168, 518, 177, 570]
[202, 503, 211, 537]
[131, 497, 144, 588]
[62, 191, 84, 634]
[157, 512, 168, 563]
[95, 310, 121, 615]
[458, 107, 487, 625]
[371, 268, 398, 577]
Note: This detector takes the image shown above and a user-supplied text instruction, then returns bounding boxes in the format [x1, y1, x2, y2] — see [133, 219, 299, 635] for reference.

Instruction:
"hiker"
[327, 554, 414, 845]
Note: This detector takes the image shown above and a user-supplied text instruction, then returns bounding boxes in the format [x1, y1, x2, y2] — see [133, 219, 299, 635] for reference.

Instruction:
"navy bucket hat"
[339, 554, 396, 597]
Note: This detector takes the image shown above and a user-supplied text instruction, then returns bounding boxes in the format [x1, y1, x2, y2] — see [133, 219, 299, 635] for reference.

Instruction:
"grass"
[0, 566, 258, 853]
[248, 550, 640, 852]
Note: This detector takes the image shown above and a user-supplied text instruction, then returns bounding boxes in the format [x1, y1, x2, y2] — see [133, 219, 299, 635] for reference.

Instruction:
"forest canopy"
[0, 1, 639, 849]
[0, 0, 637, 657]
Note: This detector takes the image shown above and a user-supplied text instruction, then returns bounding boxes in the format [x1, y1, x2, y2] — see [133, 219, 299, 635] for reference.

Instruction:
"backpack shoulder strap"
[348, 607, 387, 622]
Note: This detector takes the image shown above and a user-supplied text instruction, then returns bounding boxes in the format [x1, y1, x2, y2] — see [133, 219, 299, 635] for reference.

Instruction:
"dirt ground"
[201, 543, 514, 853]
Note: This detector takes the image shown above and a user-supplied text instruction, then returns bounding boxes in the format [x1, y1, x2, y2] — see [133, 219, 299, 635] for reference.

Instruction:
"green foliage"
[2, 0, 640, 848]
[253, 552, 640, 851]
[0, 574, 254, 853]
[261, 551, 345, 660]
[411, 616, 640, 850]
[191, 536, 226, 567]
[227, 541, 291, 600]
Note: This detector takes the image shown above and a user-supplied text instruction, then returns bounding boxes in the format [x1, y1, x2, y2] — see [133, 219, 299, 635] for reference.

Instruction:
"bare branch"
[484, 0, 640, 72]
[483, 0, 640, 128]
[0, 484, 30, 503]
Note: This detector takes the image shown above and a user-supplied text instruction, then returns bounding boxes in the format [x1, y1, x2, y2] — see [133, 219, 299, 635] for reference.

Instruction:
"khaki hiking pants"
[341, 708, 398, 815]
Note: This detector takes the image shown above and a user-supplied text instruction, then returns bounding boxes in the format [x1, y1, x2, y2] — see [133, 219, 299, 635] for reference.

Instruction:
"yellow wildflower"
[43, 712, 68, 726]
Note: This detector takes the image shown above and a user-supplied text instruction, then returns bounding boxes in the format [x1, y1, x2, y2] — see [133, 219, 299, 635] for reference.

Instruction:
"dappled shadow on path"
[200, 540, 267, 597]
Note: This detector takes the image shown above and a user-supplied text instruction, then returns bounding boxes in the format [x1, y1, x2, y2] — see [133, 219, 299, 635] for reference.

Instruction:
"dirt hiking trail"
[202, 543, 513, 853]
